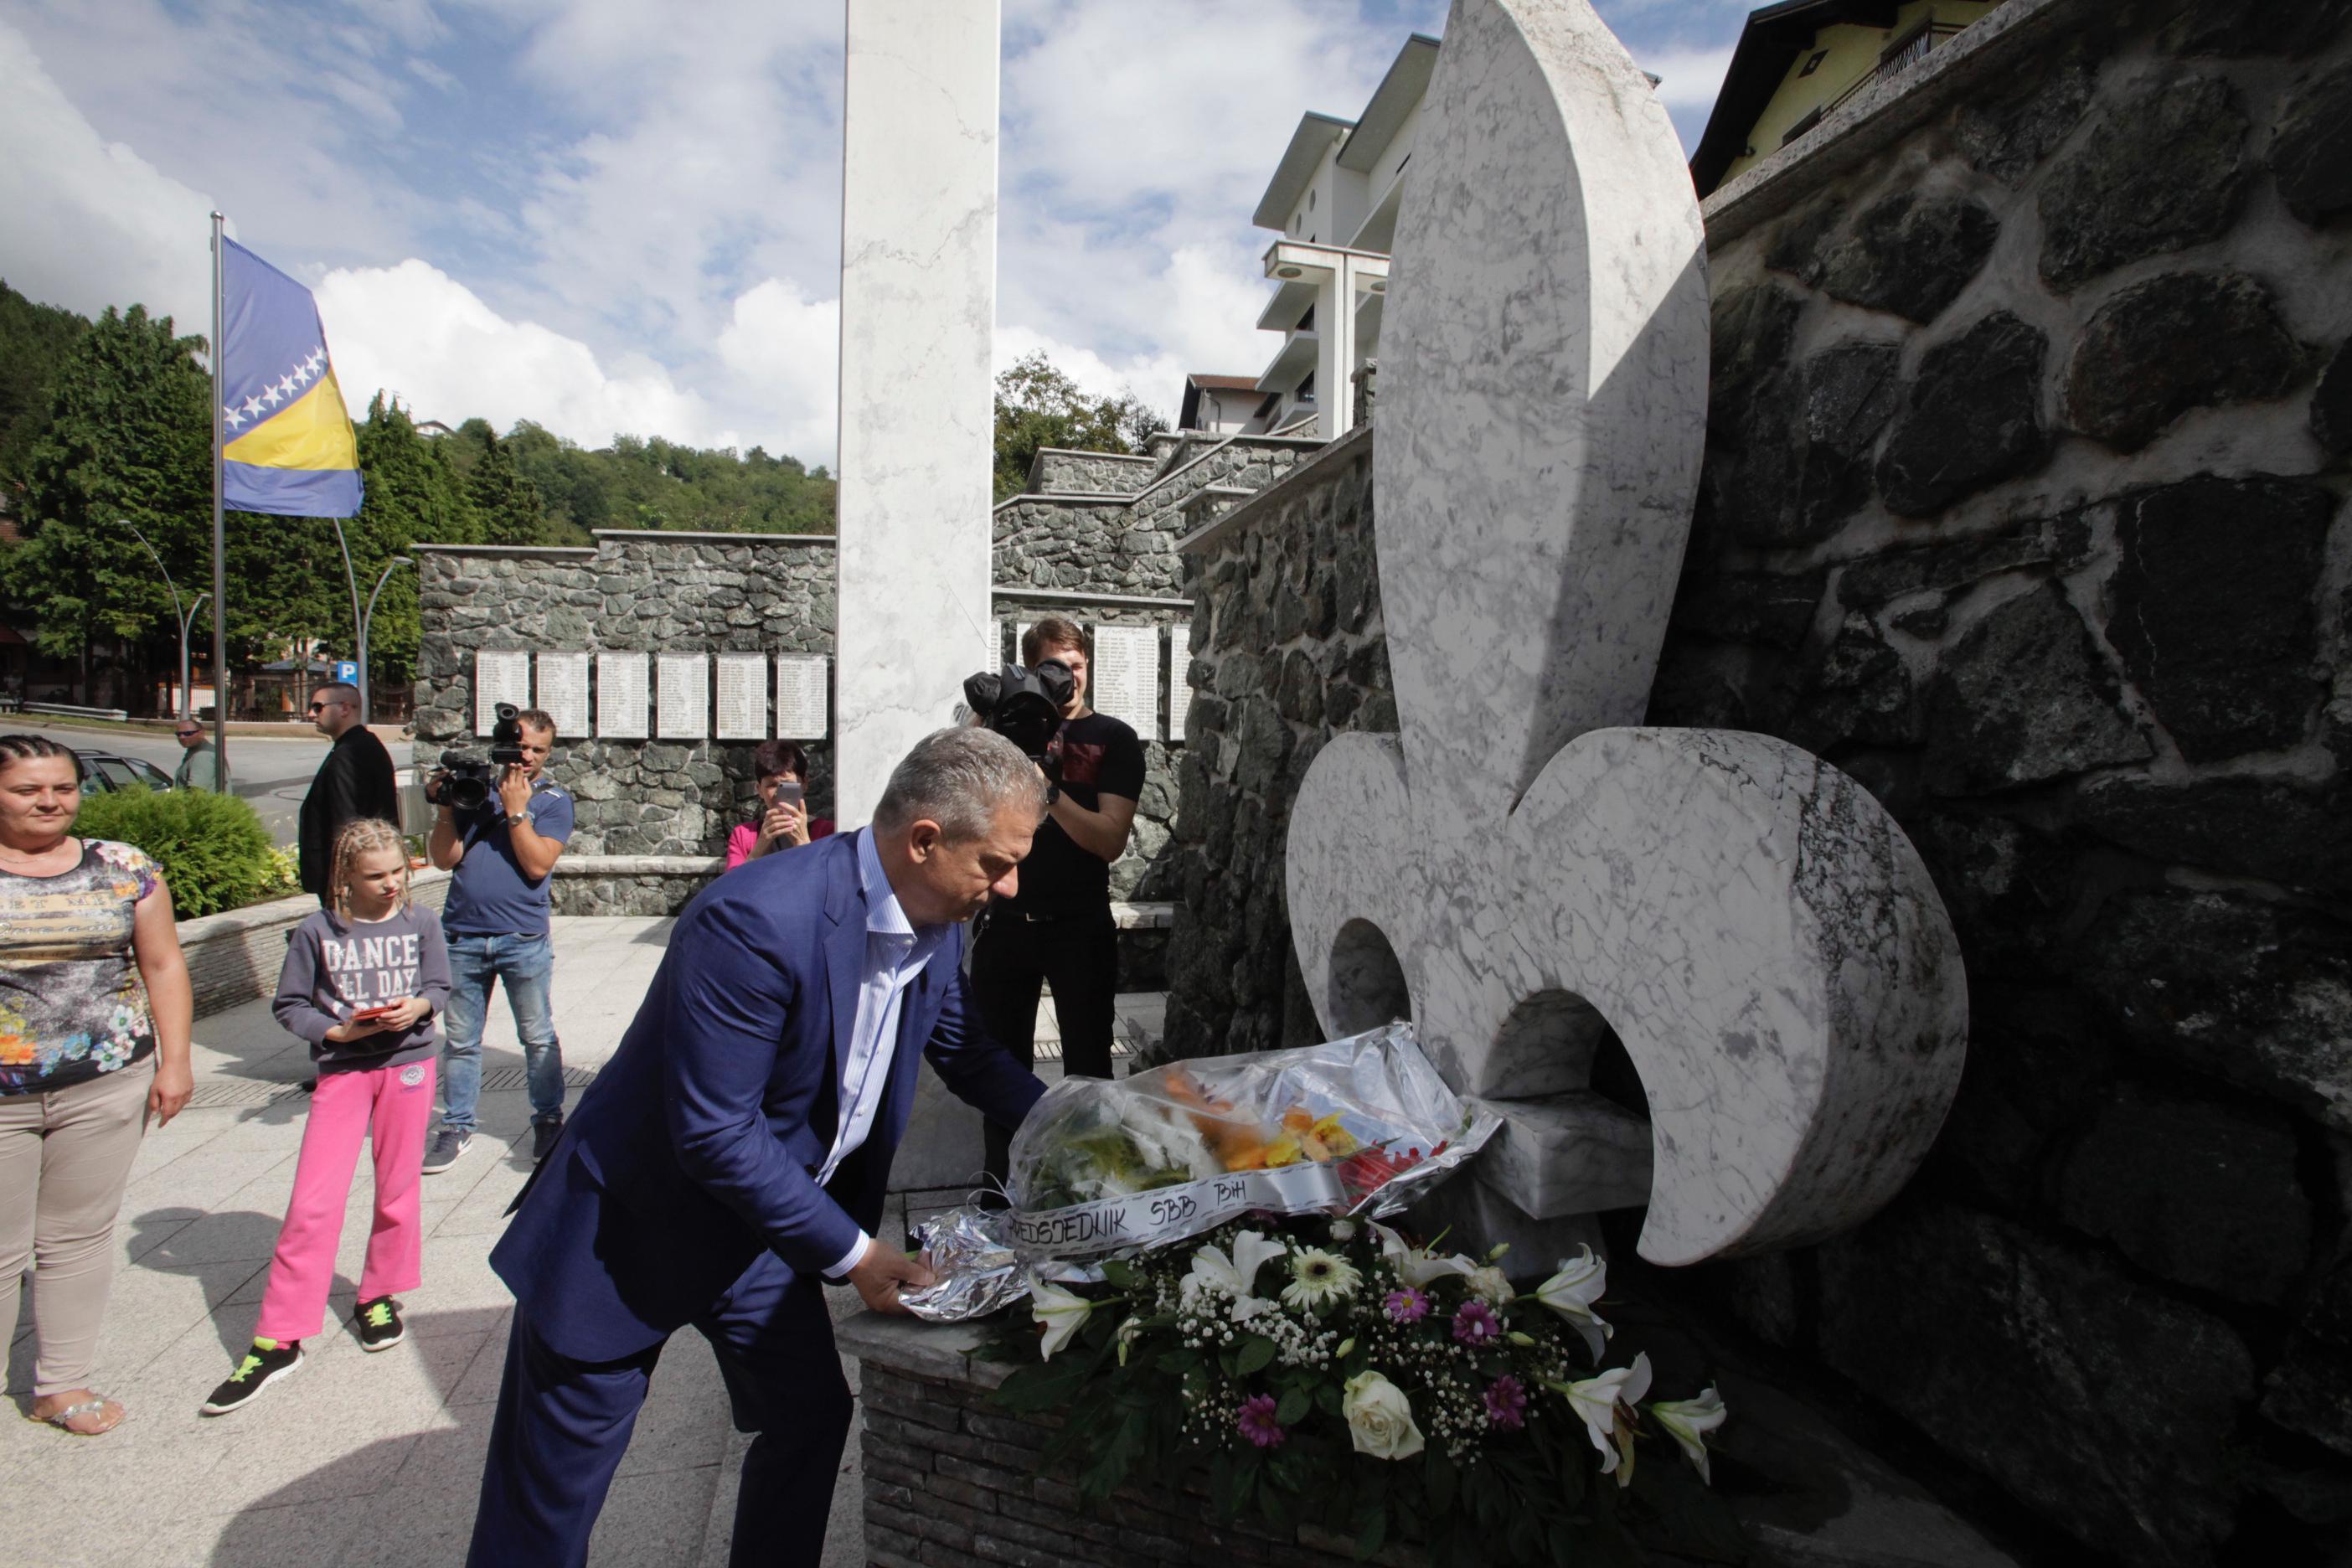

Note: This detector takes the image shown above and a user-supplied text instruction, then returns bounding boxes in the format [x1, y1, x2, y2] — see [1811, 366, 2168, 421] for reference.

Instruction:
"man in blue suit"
[467, 728, 1050, 1567]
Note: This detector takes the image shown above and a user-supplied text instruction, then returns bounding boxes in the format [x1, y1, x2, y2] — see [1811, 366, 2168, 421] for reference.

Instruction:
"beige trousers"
[0, 1057, 152, 1398]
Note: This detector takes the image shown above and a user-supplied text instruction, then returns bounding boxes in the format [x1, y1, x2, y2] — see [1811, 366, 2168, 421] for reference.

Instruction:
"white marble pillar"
[833, 0, 1000, 827]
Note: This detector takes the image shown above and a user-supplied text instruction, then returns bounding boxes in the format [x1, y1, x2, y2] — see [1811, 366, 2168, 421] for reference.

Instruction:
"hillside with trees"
[0, 281, 838, 708]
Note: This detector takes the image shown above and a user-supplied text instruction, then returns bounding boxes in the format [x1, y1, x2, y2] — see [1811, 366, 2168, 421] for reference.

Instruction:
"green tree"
[465, 429, 547, 545]
[345, 393, 477, 684]
[992, 352, 1168, 503]
[2, 304, 214, 707]
[0, 280, 90, 487]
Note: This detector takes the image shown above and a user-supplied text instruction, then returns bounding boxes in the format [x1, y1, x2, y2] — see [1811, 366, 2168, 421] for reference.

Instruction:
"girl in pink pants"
[203, 820, 452, 1416]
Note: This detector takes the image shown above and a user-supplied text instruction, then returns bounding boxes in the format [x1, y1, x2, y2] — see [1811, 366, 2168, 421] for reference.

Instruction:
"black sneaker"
[531, 1118, 565, 1163]
[354, 1296, 405, 1351]
[201, 1338, 303, 1415]
[420, 1128, 472, 1174]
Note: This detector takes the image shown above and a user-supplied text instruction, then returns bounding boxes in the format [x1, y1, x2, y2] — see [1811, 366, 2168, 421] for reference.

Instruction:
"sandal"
[26, 1394, 124, 1436]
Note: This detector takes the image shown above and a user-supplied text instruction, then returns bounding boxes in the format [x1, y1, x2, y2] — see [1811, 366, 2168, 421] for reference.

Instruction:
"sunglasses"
[175, 730, 201, 739]
[307, 700, 348, 712]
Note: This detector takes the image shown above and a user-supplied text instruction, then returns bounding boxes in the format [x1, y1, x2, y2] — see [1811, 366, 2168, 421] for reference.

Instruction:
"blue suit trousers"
[466, 1254, 852, 1568]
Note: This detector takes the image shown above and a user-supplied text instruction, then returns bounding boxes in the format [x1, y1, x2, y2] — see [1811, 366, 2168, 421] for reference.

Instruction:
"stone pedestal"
[835, 1311, 2022, 1568]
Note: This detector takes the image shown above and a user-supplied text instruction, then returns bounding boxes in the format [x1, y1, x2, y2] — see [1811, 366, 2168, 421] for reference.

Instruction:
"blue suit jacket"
[490, 832, 1044, 1361]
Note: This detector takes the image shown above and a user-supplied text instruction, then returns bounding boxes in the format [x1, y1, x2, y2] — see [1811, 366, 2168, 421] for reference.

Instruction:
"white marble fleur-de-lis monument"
[1285, 0, 1968, 1267]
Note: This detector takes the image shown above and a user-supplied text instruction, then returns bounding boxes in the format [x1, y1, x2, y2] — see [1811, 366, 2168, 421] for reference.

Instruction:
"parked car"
[74, 749, 177, 793]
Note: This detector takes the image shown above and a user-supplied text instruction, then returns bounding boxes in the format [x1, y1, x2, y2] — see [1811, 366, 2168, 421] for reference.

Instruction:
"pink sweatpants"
[255, 1057, 436, 1343]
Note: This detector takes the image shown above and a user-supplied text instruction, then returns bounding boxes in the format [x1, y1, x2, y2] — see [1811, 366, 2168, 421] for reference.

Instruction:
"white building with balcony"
[1241, 33, 1439, 438]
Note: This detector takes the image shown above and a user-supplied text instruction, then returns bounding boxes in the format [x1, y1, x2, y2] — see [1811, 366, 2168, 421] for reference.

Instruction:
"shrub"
[73, 786, 281, 918]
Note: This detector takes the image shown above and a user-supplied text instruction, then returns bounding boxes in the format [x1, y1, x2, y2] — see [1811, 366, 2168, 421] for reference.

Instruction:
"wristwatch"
[507, 811, 528, 827]
[1042, 782, 1060, 807]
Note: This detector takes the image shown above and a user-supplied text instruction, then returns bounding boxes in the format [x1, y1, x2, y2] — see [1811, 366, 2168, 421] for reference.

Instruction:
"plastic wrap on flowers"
[900, 1206, 1029, 1323]
[1005, 1021, 1499, 1261]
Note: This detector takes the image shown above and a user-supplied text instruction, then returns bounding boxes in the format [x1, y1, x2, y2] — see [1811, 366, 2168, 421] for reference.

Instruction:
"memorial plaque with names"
[535, 652, 591, 737]
[774, 655, 829, 740]
[1168, 625, 1191, 744]
[1014, 622, 1033, 665]
[715, 652, 768, 740]
[1090, 624, 1160, 740]
[657, 653, 709, 740]
[597, 652, 650, 740]
[475, 650, 531, 735]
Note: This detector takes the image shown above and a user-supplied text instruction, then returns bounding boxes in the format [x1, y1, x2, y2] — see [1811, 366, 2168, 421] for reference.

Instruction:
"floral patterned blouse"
[0, 840, 161, 1095]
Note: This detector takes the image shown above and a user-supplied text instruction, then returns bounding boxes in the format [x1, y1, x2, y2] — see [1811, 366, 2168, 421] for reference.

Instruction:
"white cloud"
[0, 20, 217, 333]
[712, 277, 842, 465]
[1637, 44, 1734, 111]
[318, 259, 740, 452]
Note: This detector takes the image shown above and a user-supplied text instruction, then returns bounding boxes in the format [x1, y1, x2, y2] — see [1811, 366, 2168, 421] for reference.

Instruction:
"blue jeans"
[440, 931, 564, 1133]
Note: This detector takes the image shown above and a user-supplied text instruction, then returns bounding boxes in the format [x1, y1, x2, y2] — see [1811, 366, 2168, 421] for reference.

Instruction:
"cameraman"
[973, 616, 1142, 1197]
[421, 707, 574, 1171]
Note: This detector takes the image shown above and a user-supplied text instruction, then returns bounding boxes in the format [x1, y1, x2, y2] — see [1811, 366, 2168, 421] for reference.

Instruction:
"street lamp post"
[120, 520, 207, 720]
[358, 555, 413, 725]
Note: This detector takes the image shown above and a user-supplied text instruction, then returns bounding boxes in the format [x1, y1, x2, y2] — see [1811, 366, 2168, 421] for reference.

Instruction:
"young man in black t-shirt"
[974, 617, 1144, 1196]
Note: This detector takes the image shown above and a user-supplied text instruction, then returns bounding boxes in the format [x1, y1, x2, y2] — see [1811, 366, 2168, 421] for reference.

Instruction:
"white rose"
[1342, 1370, 1426, 1461]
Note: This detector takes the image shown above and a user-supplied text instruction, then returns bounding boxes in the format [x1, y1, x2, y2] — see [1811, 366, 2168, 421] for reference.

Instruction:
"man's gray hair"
[874, 727, 1046, 843]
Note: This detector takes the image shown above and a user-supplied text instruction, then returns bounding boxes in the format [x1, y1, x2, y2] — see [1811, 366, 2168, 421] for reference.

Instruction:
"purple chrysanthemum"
[1483, 1374, 1528, 1431]
[1452, 1298, 1502, 1347]
[1236, 1394, 1286, 1449]
[1385, 1287, 1430, 1323]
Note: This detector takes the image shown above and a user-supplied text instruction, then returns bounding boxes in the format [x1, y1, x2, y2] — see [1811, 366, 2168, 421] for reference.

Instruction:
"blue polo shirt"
[441, 776, 574, 936]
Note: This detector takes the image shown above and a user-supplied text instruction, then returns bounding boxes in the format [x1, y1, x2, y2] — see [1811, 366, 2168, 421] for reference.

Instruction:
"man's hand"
[498, 765, 534, 819]
[846, 1241, 936, 1316]
[427, 769, 454, 812]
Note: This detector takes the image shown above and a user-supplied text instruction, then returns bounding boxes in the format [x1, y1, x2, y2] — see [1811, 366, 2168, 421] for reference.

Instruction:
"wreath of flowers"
[985, 1215, 1746, 1565]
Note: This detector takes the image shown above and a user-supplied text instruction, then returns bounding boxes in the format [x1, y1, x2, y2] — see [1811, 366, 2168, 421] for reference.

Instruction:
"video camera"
[961, 660, 1074, 779]
[427, 702, 528, 815]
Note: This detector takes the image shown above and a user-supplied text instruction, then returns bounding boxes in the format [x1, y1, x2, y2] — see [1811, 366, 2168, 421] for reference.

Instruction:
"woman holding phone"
[724, 740, 834, 870]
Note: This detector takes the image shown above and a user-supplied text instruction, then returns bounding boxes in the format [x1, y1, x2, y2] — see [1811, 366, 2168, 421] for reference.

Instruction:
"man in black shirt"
[974, 617, 1143, 1196]
[297, 682, 401, 908]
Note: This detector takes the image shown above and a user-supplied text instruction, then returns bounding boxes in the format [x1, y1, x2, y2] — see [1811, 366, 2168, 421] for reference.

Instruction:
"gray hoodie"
[273, 905, 452, 1074]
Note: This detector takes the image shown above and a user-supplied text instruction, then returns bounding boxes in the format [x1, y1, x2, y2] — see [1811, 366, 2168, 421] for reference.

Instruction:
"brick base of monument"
[840, 1315, 1422, 1568]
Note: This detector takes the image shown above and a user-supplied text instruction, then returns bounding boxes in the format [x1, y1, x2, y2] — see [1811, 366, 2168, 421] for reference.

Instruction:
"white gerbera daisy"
[1281, 1246, 1363, 1310]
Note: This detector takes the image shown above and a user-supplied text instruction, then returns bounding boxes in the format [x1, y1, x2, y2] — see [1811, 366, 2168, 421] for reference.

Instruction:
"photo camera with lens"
[428, 701, 528, 815]
[960, 660, 1073, 780]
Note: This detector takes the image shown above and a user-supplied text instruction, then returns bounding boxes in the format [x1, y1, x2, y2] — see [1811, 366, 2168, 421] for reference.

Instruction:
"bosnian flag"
[218, 238, 364, 517]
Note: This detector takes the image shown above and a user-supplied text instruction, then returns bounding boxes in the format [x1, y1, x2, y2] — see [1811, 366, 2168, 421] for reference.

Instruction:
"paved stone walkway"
[0, 916, 1144, 1568]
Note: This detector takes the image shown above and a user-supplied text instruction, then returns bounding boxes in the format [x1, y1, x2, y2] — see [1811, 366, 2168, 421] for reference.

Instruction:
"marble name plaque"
[1168, 626, 1192, 744]
[534, 652, 591, 738]
[656, 653, 709, 741]
[1091, 623, 1160, 741]
[596, 653, 650, 740]
[474, 650, 531, 735]
[715, 652, 768, 740]
[775, 656, 829, 740]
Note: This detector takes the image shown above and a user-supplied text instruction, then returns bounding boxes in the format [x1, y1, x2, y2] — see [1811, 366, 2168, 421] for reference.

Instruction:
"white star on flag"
[243, 395, 265, 418]
[223, 404, 245, 430]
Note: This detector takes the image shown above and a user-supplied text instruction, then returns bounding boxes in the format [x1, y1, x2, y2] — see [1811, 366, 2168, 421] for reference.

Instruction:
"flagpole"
[209, 212, 230, 790]
[331, 519, 365, 721]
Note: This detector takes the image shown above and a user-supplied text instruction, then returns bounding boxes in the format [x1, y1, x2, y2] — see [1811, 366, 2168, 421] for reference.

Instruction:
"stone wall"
[839, 1315, 1416, 1568]
[1153, 3, 2352, 1560]
[1649, 7, 2352, 1561]
[415, 533, 838, 856]
[1161, 427, 1390, 1060]
[1024, 447, 1158, 496]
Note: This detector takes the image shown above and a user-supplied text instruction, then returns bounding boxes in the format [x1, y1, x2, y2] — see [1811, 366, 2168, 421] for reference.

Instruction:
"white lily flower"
[1179, 1229, 1287, 1321]
[1550, 1353, 1653, 1485]
[1532, 1246, 1613, 1361]
[1028, 1272, 1093, 1361]
[1648, 1386, 1728, 1483]
[1369, 1220, 1478, 1290]
[1115, 1316, 1145, 1367]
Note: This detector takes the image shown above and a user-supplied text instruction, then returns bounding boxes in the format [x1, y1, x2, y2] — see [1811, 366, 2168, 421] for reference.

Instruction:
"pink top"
[724, 818, 836, 870]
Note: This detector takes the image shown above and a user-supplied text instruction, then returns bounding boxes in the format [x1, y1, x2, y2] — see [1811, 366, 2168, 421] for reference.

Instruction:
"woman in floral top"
[0, 735, 194, 1435]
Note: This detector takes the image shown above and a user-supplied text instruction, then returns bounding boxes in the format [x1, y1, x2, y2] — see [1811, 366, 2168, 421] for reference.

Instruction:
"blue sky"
[0, 0, 1751, 467]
